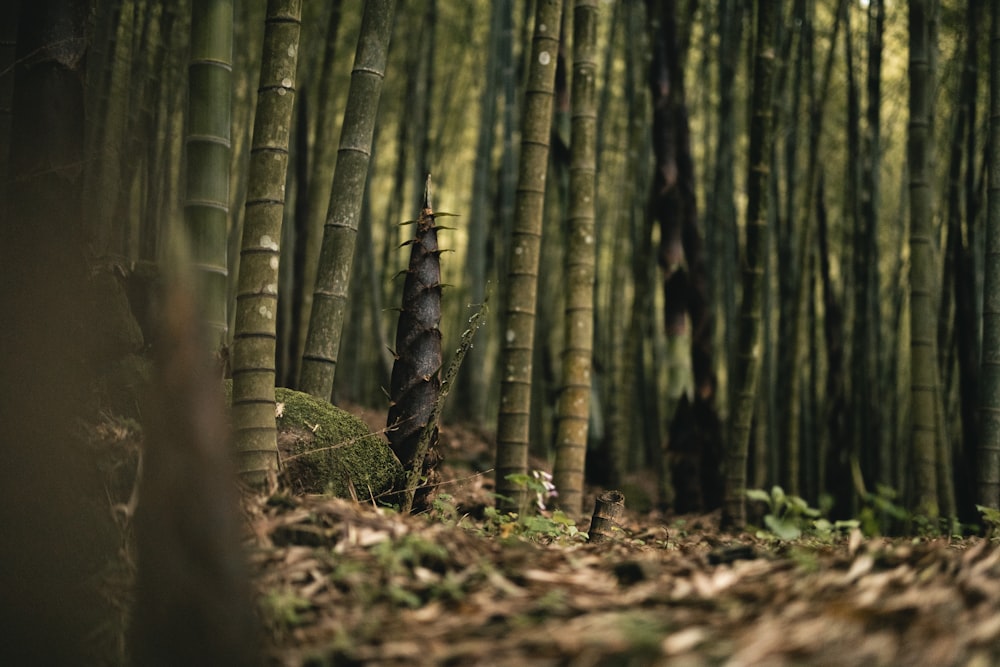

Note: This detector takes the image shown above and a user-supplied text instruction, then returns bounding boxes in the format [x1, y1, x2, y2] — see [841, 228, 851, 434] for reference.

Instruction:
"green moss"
[274, 387, 401, 499]
[224, 381, 402, 499]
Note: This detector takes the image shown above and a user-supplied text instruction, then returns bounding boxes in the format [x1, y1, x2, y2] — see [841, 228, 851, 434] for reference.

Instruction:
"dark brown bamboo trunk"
[816, 175, 851, 517]
[646, 0, 722, 514]
[947, 1, 982, 523]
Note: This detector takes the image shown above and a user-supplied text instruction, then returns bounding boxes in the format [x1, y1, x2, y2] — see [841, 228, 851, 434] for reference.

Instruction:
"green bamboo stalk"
[185, 0, 233, 349]
[553, 0, 600, 518]
[495, 0, 564, 514]
[296, 2, 343, 379]
[908, 0, 940, 519]
[979, 0, 1000, 510]
[721, 0, 779, 531]
[231, 0, 302, 486]
[457, 0, 503, 423]
[299, 0, 396, 400]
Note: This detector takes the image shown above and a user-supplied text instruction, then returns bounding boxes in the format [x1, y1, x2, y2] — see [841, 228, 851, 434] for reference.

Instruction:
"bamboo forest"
[7, 0, 1000, 664]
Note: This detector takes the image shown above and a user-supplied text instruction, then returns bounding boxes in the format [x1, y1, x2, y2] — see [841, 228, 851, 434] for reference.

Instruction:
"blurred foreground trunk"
[131, 277, 261, 666]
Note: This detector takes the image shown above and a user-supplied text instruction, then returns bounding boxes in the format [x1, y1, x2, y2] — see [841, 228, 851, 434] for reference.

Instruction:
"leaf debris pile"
[249, 491, 1000, 666]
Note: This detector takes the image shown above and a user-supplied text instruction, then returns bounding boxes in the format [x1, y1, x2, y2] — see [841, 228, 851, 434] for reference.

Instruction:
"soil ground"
[247, 416, 1000, 667]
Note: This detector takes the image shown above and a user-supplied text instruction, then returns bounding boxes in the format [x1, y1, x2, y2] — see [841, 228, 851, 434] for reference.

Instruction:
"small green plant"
[385, 584, 422, 609]
[505, 470, 558, 514]
[484, 472, 585, 543]
[430, 492, 460, 523]
[854, 484, 971, 538]
[746, 486, 821, 541]
[480, 504, 586, 543]
[518, 509, 585, 542]
[260, 589, 312, 635]
[977, 504, 1000, 540]
[371, 532, 449, 576]
[810, 517, 861, 540]
[479, 504, 517, 537]
[427, 569, 467, 603]
[857, 484, 910, 536]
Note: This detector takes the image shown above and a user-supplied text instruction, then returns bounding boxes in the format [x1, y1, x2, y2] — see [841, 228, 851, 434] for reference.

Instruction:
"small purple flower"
[532, 469, 558, 511]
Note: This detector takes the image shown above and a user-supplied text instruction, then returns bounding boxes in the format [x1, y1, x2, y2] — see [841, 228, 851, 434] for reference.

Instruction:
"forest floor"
[248, 413, 1000, 667]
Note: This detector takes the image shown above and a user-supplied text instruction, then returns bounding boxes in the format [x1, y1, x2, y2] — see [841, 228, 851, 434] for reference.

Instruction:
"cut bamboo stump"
[588, 490, 625, 543]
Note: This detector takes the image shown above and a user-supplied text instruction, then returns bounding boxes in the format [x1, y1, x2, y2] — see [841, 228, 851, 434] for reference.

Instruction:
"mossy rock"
[225, 382, 402, 499]
[274, 387, 402, 499]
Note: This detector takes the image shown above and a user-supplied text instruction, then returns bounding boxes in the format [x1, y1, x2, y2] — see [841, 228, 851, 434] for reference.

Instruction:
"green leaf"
[764, 514, 801, 541]
[875, 483, 898, 499]
[788, 496, 821, 518]
[812, 518, 833, 533]
[505, 473, 532, 487]
[976, 504, 1000, 526]
[549, 510, 576, 527]
[387, 585, 422, 608]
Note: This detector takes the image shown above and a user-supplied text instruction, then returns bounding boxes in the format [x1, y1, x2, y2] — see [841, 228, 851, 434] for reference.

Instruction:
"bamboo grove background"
[3, 0, 999, 527]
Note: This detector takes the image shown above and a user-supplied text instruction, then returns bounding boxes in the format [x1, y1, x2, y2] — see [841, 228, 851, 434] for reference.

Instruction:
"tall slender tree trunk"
[721, 0, 778, 531]
[646, 0, 722, 513]
[606, 0, 651, 485]
[845, 1, 865, 515]
[498, 0, 519, 331]
[185, 0, 233, 350]
[711, 0, 744, 426]
[230, 0, 301, 487]
[299, 0, 395, 400]
[458, 0, 505, 424]
[947, 1, 983, 522]
[776, 0, 806, 499]
[82, 0, 129, 256]
[296, 2, 343, 386]
[980, 0, 1000, 511]
[816, 174, 849, 511]
[537, 2, 572, 465]
[553, 0, 600, 518]
[495, 0, 563, 514]
[790, 0, 848, 511]
[863, 0, 887, 493]
[334, 158, 392, 405]
[141, 3, 185, 264]
[276, 86, 310, 390]
[908, 0, 940, 519]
